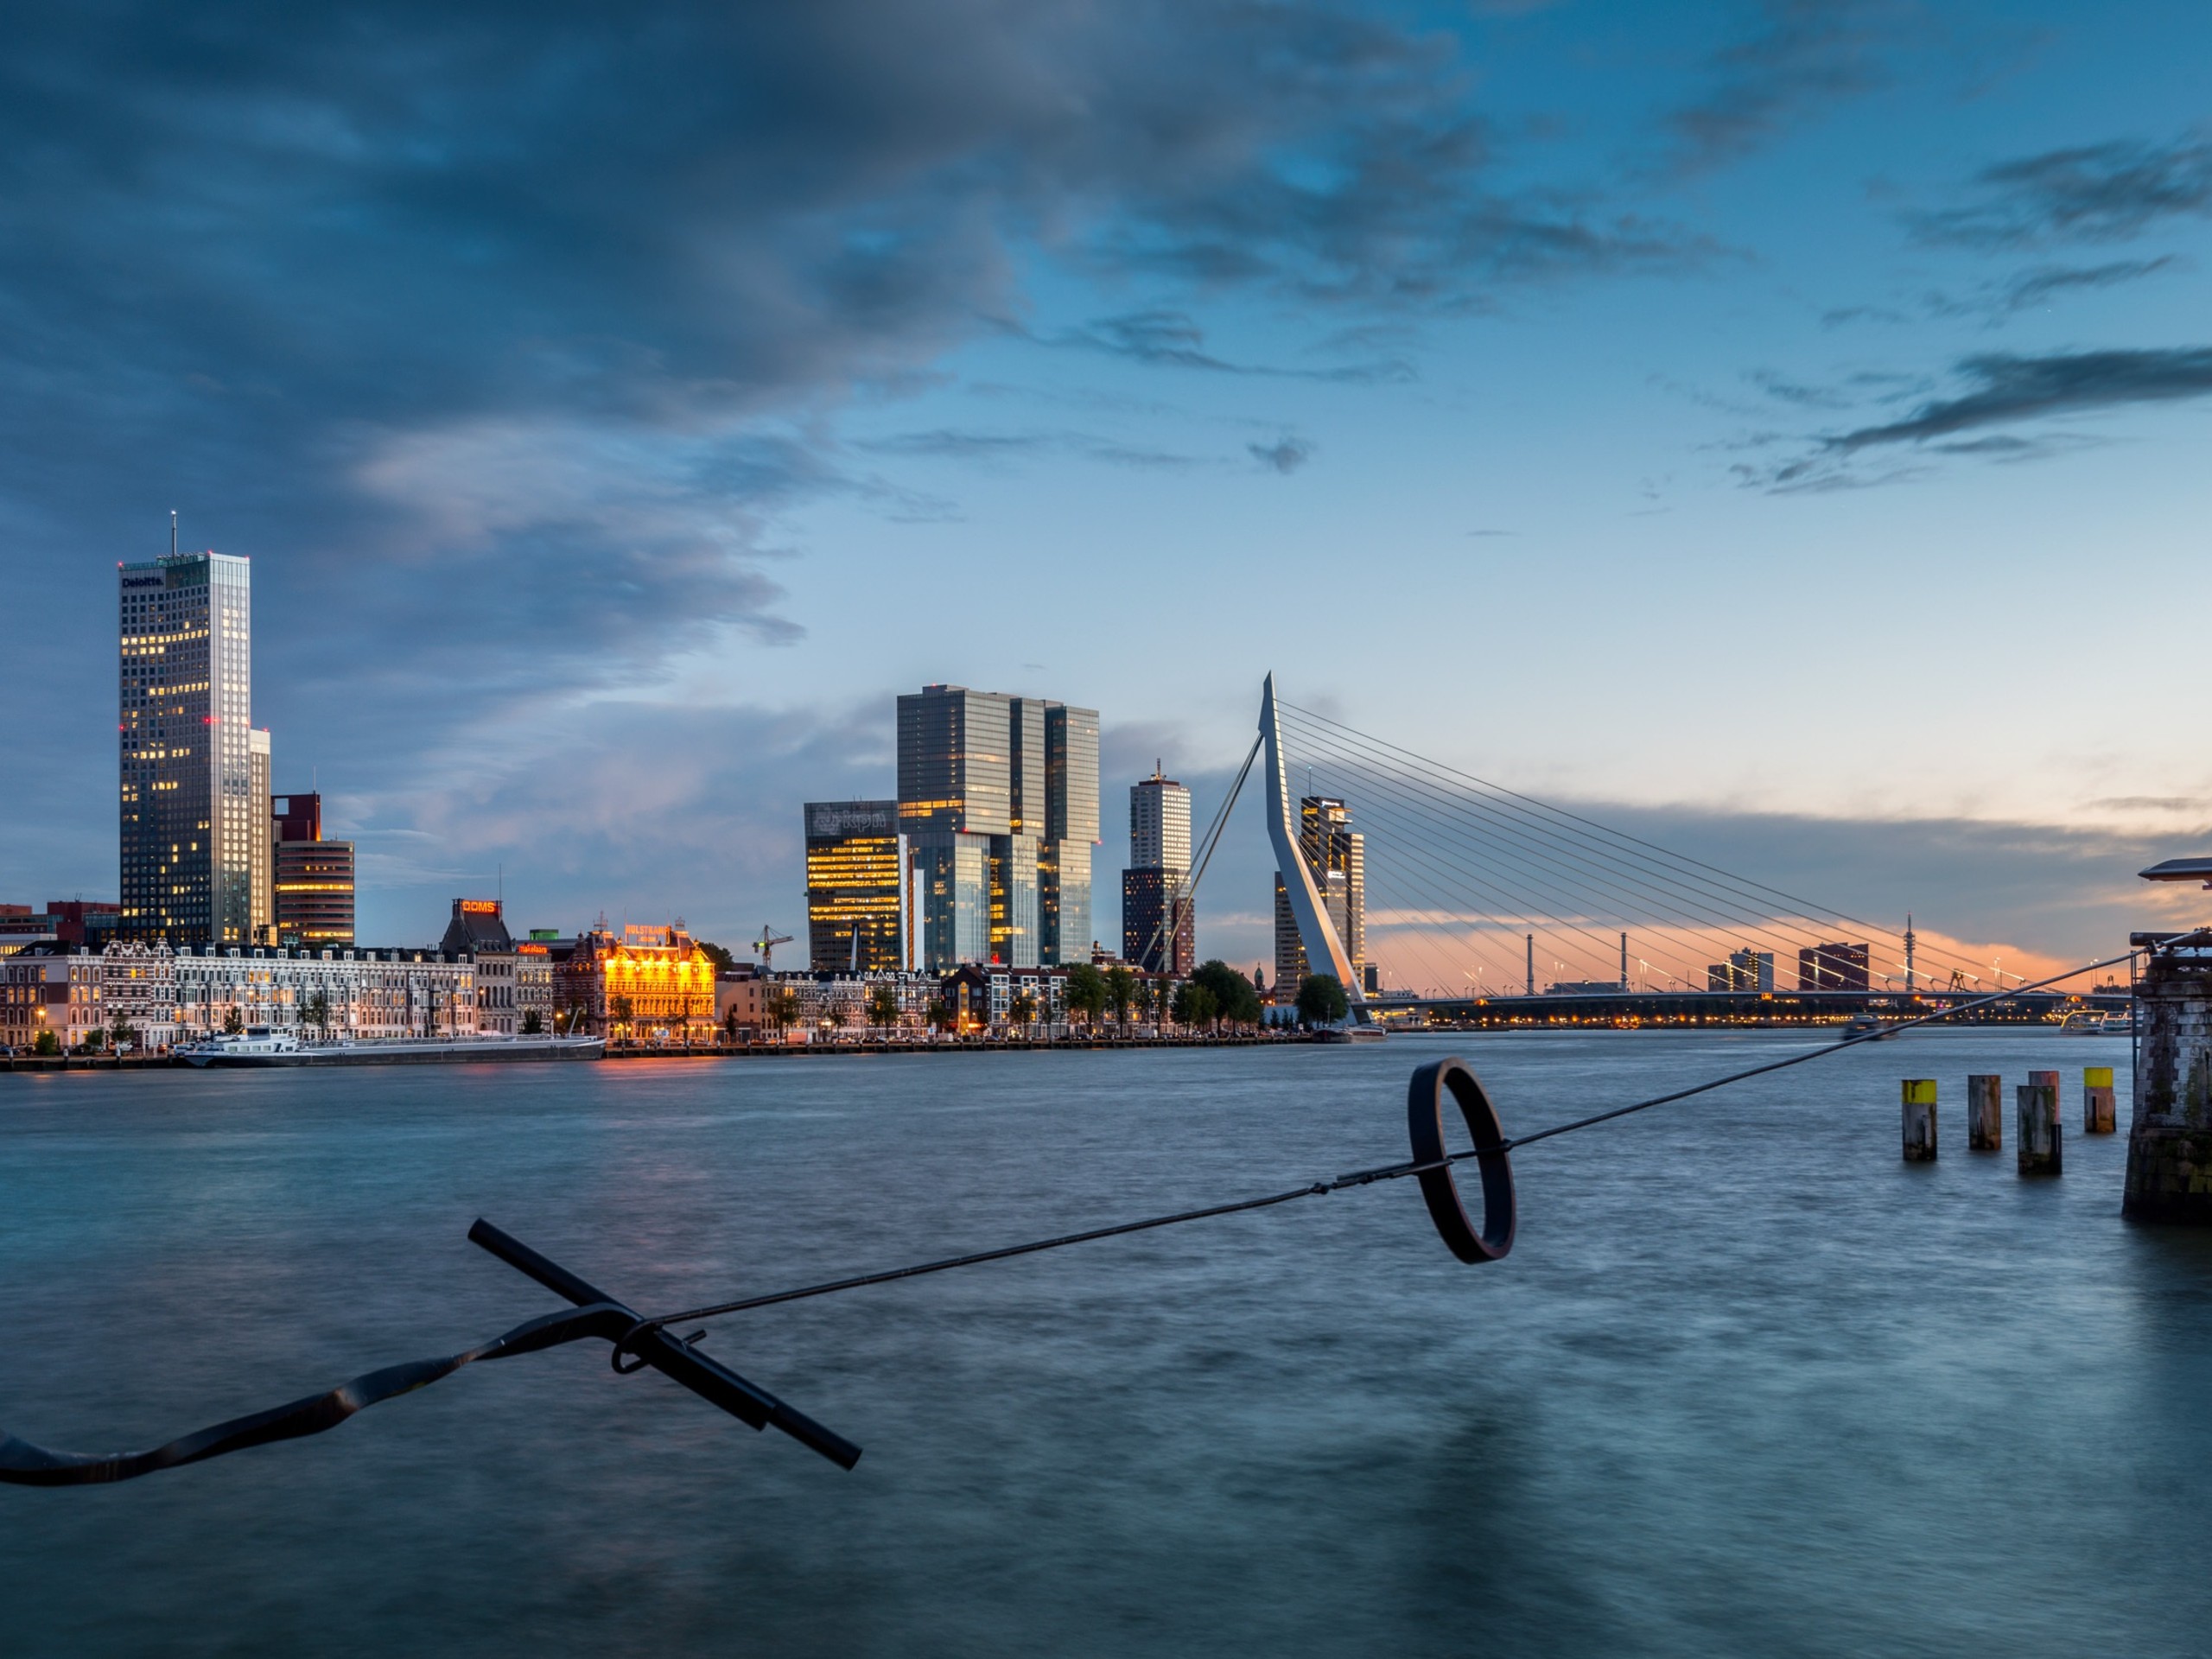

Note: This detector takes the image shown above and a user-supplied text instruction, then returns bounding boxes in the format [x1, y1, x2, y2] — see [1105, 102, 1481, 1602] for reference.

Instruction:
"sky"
[3, 0, 2210, 974]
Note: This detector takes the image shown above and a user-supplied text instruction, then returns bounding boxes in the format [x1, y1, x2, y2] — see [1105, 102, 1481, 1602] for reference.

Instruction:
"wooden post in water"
[2083, 1066, 2116, 1134]
[2018, 1079, 2062, 1176]
[1966, 1074, 2003, 1150]
[1901, 1079, 1938, 1162]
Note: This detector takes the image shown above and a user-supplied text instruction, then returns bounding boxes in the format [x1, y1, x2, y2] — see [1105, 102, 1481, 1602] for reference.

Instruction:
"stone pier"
[2124, 936, 2212, 1221]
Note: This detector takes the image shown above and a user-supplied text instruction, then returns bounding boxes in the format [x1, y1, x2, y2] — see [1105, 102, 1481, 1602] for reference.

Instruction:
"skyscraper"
[804, 799, 910, 971]
[1273, 796, 1363, 997]
[898, 684, 1097, 970]
[118, 541, 262, 944]
[1040, 702, 1098, 965]
[271, 791, 356, 947]
[248, 728, 273, 942]
[1122, 765, 1192, 975]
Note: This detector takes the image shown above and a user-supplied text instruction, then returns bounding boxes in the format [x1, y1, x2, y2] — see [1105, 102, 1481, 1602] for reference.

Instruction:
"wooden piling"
[2083, 1065, 2116, 1134]
[1966, 1074, 2003, 1150]
[2018, 1080, 2062, 1175]
[1901, 1079, 1937, 1162]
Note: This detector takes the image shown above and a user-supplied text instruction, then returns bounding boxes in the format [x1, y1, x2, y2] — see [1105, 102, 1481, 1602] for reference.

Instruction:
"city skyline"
[4, 5, 2211, 974]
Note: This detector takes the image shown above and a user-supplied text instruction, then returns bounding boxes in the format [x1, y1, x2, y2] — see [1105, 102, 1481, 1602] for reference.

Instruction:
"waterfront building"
[898, 685, 1097, 971]
[772, 970, 940, 1035]
[1122, 766, 1193, 976]
[514, 939, 555, 1033]
[556, 921, 715, 1042]
[167, 944, 477, 1041]
[270, 793, 356, 947]
[1797, 941, 1872, 993]
[1707, 949, 1776, 993]
[118, 543, 262, 945]
[0, 950, 106, 1050]
[99, 941, 177, 1049]
[804, 799, 910, 972]
[440, 898, 525, 1034]
[1273, 796, 1364, 998]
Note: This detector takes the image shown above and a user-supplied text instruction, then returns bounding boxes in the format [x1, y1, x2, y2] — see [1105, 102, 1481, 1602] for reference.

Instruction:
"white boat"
[2058, 1009, 2132, 1037]
[179, 1027, 301, 1063]
[1839, 1014, 1885, 1041]
[180, 1033, 604, 1067]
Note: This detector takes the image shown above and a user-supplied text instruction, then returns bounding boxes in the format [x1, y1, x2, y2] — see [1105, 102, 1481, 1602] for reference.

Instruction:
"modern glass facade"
[1274, 796, 1363, 995]
[1123, 768, 1192, 974]
[1039, 702, 1097, 965]
[898, 685, 1098, 969]
[275, 840, 357, 947]
[804, 799, 909, 972]
[119, 549, 258, 944]
[248, 728, 272, 943]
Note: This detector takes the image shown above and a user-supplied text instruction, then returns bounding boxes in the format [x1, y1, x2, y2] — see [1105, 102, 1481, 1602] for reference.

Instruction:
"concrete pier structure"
[1901, 1080, 1937, 1162]
[2124, 934, 2212, 1221]
[1967, 1074, 2003, 1150]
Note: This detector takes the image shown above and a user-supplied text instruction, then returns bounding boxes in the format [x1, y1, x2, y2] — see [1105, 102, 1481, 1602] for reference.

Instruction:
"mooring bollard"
[1901, 1079, 1938, 1161]
[2083, 1065, 2116, 1134]
[2018, 1080, 2062, 1175]
[1966, 1074, 2003, 1150]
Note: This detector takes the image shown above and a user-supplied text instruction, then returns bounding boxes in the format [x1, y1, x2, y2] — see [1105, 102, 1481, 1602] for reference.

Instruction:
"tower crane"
[751, 925, 794, 971]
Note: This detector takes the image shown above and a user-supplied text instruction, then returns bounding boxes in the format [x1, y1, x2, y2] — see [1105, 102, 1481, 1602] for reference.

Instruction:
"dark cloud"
[1249, 437, 1313, 474]
[858, 428, 1199, 470]
[1910, 134, 2212, 247]
[1747, 346, 2212, 487]
[1664, 1, 1916, 176]
[1039, 308, 1415, 383]
[1827, 257, 2182, 327]
[0, 0, 1713, 885]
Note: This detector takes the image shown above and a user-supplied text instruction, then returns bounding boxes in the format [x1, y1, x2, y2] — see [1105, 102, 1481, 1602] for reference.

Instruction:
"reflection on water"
[3, 1031, 2207, 1656]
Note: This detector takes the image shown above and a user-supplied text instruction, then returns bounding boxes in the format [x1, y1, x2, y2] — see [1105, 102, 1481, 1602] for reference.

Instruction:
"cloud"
[1248, 437, 1313, 474]
[857, 427, 1200, 470]
[1747, 346, 2212, 486]
[1910, 133, 2212, 247]
[1827, 257, 2183, 327]
[1663, 1, 1917, 176]
[0, 0, 1719, 866]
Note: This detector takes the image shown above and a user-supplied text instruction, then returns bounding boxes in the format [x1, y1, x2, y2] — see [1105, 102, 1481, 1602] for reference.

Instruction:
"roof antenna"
[169, 511, 177, 559]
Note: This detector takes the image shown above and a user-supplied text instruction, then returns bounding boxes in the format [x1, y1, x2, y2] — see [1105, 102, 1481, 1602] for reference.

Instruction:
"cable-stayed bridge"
[1149, 676, 2125, 1029]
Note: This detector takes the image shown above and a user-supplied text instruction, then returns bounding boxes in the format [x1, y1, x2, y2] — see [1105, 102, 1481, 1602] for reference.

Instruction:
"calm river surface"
[4, 1031, 2208, 1656]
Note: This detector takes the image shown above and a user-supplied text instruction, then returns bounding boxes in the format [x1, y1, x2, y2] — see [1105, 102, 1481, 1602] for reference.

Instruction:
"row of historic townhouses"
[0, 950, 106, 1049]
[166, 946, 478, 1041]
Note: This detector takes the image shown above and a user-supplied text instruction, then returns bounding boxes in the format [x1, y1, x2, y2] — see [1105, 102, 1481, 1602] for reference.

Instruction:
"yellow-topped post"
[1902, 1079, 1938, 1162]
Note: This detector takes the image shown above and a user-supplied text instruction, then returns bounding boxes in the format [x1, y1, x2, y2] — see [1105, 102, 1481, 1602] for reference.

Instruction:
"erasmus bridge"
[1147, 675, 2115, 1029]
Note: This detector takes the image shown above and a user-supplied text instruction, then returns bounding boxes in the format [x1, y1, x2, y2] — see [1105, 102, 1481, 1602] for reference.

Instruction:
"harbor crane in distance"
[751, 925, 794, 971]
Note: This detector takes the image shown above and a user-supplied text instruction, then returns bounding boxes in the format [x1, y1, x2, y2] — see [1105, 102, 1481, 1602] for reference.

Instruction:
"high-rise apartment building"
[1122, 766, 1193, 976]
[1273, 796, 1363, 998]
[897, 684, 1096, 970]
[804, 799, 911, 971]
[118, 544, 264, 944]
[270, 791, 356, 947]
[248, 728, 273, 942]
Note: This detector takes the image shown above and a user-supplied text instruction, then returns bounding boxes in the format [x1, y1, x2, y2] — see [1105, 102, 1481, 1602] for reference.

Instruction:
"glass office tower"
[899, 686, 1009, 970]
[898, 685, 1097, 969]
[1272, 795, 1364, 996]
[119, 547, 260, 945]
[1040, 702, 1098, 964]
[804, 799, 910, 971]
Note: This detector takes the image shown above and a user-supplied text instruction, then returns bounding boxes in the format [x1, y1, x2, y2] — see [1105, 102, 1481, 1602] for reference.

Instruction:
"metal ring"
[1407, 1058, 1516, 1263]
[609, 1320, 657, 1375]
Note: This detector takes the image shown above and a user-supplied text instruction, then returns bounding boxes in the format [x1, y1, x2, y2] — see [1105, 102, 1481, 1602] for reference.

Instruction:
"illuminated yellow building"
[557, 921, 715, 1042]
[804, 800, 910, 972]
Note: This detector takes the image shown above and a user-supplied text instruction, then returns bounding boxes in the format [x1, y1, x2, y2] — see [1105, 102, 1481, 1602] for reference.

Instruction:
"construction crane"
[751, 925, 794, 971]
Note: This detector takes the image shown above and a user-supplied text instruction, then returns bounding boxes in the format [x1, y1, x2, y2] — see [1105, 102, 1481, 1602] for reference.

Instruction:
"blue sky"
[3, 1, 2209, 970]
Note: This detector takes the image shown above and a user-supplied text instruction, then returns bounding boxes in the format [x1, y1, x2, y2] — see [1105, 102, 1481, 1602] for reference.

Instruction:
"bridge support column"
[1901, 1080, 1937, 1162]
[2084, 1066, 2116, 1134]
[2125, 945, 2212, 1221]
[1966, 1074, 2003, 1150]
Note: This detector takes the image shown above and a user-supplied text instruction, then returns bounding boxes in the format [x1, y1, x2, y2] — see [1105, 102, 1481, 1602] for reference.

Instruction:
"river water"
[3, 1030, 2207, 1656]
